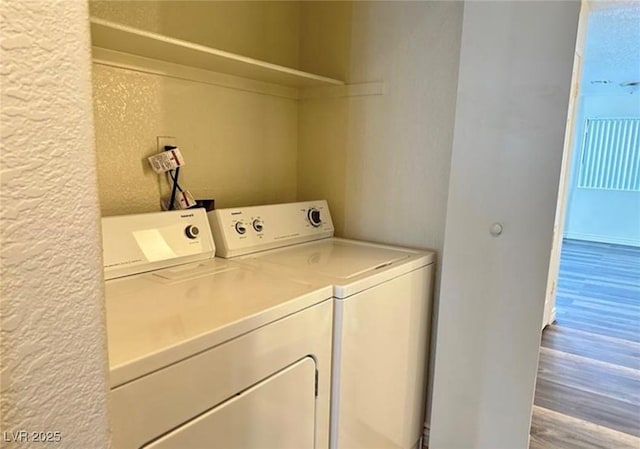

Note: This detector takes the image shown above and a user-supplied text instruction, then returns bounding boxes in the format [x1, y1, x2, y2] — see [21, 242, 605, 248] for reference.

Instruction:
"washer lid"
[245, 239, 435, 298]
[253, 240, 409, 279]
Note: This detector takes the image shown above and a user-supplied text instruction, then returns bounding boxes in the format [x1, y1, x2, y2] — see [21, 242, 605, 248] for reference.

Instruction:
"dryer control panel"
[208, 200, 334, 258]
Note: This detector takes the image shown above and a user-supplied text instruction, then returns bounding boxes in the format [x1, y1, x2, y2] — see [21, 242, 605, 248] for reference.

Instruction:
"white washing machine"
[208, 201, 435, 449]
[101, 209, 334, 449]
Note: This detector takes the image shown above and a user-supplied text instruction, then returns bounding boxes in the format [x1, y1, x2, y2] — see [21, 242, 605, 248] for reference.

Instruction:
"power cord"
[164, 145, 181, 210]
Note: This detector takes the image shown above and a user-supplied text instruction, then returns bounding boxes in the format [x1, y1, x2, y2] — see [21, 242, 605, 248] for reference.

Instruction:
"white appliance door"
[142, 357, 316, 449]
[333, 266, 432, 449]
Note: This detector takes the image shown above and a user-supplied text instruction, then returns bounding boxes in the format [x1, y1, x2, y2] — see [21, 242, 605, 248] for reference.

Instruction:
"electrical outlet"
[157, 136, 178, 152]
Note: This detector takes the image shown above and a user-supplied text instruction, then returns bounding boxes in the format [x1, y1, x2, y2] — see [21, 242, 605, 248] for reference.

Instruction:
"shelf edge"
[92, 47, 300, 100]
[90, 18, 344, 89]
[298, 82, 385, 100]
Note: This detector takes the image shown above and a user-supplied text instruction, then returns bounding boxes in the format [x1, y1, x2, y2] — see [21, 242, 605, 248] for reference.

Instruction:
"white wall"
[564, 93, 640, 246]
[430, 2, 579, 448]
[561, 3, 640, 247]
[0, 1, 110, 447]
[298, 1, 464, 255]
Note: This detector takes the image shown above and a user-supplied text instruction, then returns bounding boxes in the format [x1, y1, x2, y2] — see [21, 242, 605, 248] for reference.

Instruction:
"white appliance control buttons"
[235, 222, 247, 235]
[185, 225, 200, 239]
[252, 219, 264, 233]
[207, 201, 334, 258]
[308, 208, 322, 227]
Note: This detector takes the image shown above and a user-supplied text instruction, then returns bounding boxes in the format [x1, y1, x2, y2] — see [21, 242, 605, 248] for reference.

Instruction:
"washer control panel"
[208, 200, 334, 258]
[102, 209, 215, 280]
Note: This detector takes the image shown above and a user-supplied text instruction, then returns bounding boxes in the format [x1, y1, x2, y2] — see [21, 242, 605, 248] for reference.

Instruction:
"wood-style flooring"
[530, 239, 640, 448]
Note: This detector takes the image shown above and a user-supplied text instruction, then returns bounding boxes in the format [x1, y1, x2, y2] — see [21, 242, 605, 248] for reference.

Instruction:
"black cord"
[168, 170, 184, 193]
[168, 167, 180, 210]
[164, 145, 182, 210]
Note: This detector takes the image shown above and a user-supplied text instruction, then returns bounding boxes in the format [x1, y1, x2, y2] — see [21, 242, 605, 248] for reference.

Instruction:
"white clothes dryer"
[209, 201, 435, 449]
[101, 209, 334, 449]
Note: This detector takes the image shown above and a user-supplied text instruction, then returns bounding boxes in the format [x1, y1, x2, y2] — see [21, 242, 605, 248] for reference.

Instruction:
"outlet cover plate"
[157, 136, 178, 152]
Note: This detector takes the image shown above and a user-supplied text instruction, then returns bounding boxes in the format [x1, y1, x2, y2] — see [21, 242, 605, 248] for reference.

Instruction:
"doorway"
[531, 1, 640, 447]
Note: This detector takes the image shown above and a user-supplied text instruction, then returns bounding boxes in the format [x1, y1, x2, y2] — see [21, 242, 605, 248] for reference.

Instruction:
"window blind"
[578, 118, 640, 192]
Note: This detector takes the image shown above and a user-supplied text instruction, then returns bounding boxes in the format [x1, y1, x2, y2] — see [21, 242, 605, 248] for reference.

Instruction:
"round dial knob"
[308, 208, 322, 227]
[252, 219, 264, 233]
[235, 222, 247, 235]
[185, 225, 200, 239]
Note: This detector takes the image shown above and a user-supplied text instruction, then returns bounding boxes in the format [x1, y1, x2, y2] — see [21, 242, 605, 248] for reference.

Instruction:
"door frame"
[542, 0, 591, 329]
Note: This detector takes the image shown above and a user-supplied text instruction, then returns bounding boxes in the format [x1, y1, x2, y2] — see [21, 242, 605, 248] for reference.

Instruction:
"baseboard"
[564, 232, 640, 248]
[423, 422, 430, 447]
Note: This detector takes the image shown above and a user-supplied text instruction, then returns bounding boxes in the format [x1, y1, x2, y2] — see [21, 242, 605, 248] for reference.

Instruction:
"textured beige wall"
[298, 1, 464, 255]
[91, 1, 300, 216]
[0, 1, 110, 447]
[90, 0, 301, 70]
[93, 64, 298, 216]
[299, 1, 352, 81]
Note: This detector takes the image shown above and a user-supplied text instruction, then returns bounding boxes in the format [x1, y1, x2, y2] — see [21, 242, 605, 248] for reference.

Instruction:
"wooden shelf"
[90, 18, 344, 89]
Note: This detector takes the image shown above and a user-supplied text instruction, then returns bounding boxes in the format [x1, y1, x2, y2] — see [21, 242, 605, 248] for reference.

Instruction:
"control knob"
[308, 208, 322, 228]
[185, 225, 200, 239]
[235, 222, 247, 235]
[252, 219, 264, 233]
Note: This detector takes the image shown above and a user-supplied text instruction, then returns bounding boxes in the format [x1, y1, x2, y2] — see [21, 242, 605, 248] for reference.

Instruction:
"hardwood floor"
[530, 239, 640, 448]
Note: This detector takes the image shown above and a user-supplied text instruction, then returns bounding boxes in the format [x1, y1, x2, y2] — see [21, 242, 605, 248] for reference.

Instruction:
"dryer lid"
[105, 258, 332, 387]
